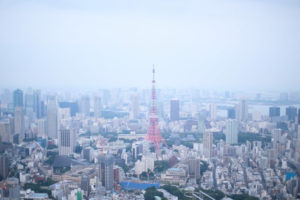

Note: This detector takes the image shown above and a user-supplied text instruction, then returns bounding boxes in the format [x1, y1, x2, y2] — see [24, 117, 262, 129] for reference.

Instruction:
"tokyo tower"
[146, 65, 167, 151]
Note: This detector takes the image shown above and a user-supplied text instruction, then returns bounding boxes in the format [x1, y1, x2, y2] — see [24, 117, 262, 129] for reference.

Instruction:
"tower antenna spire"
[152, 64, 155, 82]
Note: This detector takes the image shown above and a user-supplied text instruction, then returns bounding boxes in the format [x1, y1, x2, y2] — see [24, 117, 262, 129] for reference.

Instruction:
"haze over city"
[1, 0, 300, 90]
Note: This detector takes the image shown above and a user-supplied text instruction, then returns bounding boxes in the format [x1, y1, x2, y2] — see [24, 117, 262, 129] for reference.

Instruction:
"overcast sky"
[0, 0, 300, 91]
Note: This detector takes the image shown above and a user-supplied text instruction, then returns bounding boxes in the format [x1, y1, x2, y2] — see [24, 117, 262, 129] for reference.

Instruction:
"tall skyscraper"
[226, 119, 239, 145]
[209, 103, 216, 120]
[237, 98, 248, 122]
[130, 94, 140, 119]
[0, 119, 12, 143]
[80, 175, 90, 197]
[269, 107, 280, 118]
[286, 106, 297, 122]
[25, 92, 34, 115]
[227, 107, 236, 119]
[98, 154, 114, 190]
[13, 89, 23, 109]
[58, 129, 75, 156]
[40, 100, 46, 118]
[37, 119, 46, 137]
[272, 128, 281, 155]
[14, 107, 24, 142]
[94, 96, 102, 118]
[0, 155, 9, 179]
[33, 90, 41, 119]
[187, 158, 201, 179]
[170, 98, 179, 121]
[203, 131, 213, 159]
[79, 96, 90, 117]
[47, 98, 58, 139]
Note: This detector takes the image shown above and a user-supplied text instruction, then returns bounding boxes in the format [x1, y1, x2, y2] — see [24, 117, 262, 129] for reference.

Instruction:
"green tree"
[229, 194, 259, 200]
[161, 185, 187, 200]
[200, 160, 209, 176]
[144, 186, 167, 200]
[154, 160, 169, 173]
[139, 171, 154, 180]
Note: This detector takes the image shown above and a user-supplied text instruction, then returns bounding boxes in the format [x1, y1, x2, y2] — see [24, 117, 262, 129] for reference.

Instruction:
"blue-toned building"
[121, 181, 160, 190]
[286, 172, 296, 181]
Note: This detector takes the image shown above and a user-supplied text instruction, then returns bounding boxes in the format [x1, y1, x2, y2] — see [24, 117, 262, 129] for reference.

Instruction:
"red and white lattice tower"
[146, 65, 167, 151]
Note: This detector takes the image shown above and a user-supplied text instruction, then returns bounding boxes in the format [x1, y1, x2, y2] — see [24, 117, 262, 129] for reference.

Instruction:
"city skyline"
[1, 1, 300, 199]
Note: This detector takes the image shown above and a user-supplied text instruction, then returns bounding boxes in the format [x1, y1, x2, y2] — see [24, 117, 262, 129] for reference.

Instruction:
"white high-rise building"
[131, 94, 140, 119]
[37, 119, 46, 137]
[134, 155, 155, 175]
[203, 131, 213, 159]
[58, 129, 75, 156]
[226, 119, 239, 145]
[14, 106, 24, 141]
[79, 96, 90, 117]
[47, 98, 57, 139]
[58, 107, 71, 129]
[209, 103, 216, 121]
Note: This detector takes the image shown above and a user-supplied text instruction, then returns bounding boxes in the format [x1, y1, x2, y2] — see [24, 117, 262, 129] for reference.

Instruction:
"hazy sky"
[0, 0, 300, 90]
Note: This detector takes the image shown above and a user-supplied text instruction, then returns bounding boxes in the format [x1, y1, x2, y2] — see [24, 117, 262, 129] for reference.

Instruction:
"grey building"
[286, 106, 297, 122]
[0, 119, 12, 143]
[83, 147, 93, 162]
[170, 98, 180, 121]
[269, 106, 280, 118]
[0, 155, 9, 179]
[98, 154, 114, 190]
[237, 98, 248, 122]
[47, 97, 58, 139]
[187, 158, 201, 179]
[203, 131, 213, 159]
[14, 107, 24, 141]
[80, 175, 90, 197]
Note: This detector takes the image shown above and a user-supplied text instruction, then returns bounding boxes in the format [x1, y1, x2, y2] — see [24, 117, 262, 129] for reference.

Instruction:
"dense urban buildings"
[1, 87, 300, 199]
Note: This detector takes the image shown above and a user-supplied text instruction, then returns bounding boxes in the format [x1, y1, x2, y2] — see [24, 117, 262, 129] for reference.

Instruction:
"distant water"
[217, 104, 300, 117]
[249, 104, 300, 116]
